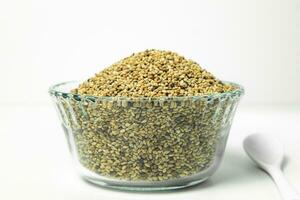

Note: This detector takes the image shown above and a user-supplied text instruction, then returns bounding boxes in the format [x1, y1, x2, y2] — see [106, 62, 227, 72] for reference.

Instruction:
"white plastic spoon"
[243, 133, 300, 200]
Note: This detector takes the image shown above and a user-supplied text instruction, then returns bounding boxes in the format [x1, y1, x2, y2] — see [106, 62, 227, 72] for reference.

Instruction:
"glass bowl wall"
[49, 81, 244, 191]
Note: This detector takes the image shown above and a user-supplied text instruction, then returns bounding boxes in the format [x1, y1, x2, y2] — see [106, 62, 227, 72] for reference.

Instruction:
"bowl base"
[81, 175, 209, 191]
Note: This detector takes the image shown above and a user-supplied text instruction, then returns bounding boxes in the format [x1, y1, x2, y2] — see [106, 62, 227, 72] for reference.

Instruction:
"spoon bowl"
[243, 133, 300, 200]
[244, 133, 284, 169]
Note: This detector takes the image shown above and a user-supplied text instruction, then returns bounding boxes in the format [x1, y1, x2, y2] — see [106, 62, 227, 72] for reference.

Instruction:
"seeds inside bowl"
[57, 49, 241, 182]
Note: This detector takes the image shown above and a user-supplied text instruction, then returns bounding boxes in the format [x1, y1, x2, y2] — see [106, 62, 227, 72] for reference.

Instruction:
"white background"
[0, 0, 300, 200]
[0, 0, 299, 106]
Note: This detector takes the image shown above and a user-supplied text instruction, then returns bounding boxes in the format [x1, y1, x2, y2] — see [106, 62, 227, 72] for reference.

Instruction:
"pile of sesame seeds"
[73, 49, 234, 97]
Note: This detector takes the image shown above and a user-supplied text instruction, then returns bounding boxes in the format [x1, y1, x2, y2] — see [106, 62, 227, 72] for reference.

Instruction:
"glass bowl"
[49, 81, 244, 191]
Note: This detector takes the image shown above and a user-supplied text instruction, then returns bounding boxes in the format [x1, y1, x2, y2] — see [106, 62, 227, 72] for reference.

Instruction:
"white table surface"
[0, 104, 299, 200]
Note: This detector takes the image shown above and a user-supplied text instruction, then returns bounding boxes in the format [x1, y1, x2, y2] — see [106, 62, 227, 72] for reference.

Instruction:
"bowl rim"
[49, 80, 244, 101]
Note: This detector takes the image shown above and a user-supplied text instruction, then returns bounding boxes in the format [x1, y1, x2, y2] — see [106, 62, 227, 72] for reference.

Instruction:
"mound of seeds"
[53, 50, 242, 182]
[73, 49, 234, 97]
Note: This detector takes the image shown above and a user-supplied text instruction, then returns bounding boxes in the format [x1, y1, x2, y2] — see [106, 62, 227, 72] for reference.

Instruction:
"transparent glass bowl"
[49, 81, 244, 191]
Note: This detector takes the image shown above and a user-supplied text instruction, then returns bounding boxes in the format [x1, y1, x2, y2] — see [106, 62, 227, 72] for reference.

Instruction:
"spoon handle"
[268, 167, 300, 200]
